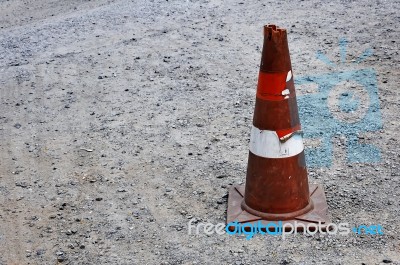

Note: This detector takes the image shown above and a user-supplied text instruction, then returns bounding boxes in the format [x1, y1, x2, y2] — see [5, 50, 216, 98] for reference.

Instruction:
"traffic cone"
[226, 25, 330, 231]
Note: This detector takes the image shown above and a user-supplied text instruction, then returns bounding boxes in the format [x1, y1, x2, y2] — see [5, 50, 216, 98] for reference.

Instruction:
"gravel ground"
[0, 0, 399, 264]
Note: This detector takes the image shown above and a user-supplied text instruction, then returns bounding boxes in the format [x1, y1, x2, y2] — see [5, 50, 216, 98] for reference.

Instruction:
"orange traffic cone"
[227, 25, 330, 231]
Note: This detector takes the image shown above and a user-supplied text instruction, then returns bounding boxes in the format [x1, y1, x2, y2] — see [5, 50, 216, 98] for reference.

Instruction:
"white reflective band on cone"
[249, 126, 304, 159]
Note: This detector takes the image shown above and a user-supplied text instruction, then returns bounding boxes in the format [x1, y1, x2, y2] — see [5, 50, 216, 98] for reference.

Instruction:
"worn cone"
[226, 25, 330, 231]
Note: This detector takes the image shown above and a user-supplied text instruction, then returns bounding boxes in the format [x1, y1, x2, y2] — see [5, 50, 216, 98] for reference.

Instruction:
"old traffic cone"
[226, 25, 330, 231]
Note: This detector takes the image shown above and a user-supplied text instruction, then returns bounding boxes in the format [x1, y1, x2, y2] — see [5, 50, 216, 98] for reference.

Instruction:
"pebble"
[56, 251, 65, 262]
[35, 249, 45, 257]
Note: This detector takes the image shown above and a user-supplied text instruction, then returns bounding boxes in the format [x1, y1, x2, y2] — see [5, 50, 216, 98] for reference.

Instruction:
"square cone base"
[226, 184, 331, 232]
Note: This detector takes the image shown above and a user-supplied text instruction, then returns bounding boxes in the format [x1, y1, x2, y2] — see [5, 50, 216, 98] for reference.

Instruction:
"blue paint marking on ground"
[296, 69, 382, 167]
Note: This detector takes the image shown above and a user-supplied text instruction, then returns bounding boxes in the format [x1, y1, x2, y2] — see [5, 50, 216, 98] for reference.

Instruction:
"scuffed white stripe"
[286, 70, 292, 82]
[249, 126, 304, 158]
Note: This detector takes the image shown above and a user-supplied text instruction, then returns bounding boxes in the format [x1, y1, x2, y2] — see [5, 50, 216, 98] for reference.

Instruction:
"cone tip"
[263, 24, 287, 41]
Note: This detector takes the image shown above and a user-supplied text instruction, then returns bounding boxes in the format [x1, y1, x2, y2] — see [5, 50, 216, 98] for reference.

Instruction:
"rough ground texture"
[0, 0, 399, 264]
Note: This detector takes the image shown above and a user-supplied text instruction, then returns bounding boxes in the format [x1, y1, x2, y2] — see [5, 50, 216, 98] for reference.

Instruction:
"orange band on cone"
[256, 71, 290, 101]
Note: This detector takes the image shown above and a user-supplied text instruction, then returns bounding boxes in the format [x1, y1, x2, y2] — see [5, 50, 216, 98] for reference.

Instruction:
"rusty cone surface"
[226, 24, 330, 231]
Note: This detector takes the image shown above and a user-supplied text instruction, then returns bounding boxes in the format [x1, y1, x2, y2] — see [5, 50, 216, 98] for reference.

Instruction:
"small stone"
[15, 182, 27, 188]
[95, 197, 103, 201]
[281, 259, 290, 265]
[14, 123, 21, 129]
[56, 251, 65, 262]
[383, 259, 392, 263]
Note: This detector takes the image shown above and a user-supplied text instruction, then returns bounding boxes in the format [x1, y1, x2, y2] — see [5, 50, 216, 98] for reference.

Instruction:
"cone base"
[241, 197, 314, 221]
[226, 184, 331, 232]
